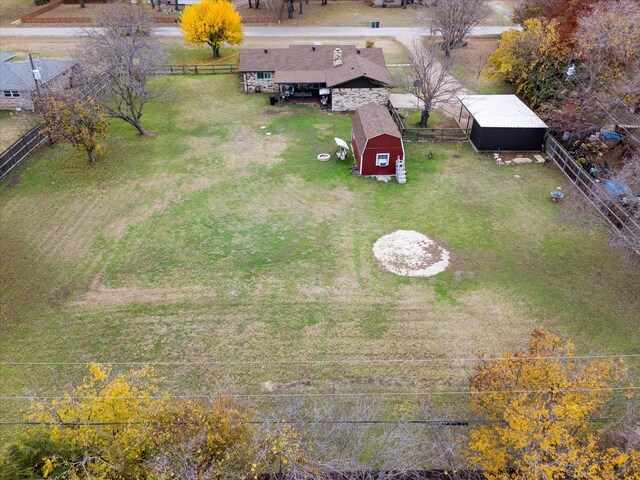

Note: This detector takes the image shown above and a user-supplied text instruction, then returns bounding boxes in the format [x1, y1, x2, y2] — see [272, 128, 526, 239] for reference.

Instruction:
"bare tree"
[402, 41, 462, 127]
[425, 0, 491, 57]
[255, 398, 470, 479]
[77, 3, 165, 136]
[575, 0, 640, 91]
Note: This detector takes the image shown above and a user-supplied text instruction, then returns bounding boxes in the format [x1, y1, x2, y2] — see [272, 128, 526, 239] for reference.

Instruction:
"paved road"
[0, 25, 518, 38]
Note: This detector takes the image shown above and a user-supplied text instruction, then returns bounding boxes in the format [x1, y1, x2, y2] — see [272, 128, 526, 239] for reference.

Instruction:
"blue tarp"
[602, 132, 621, 141]
[602, 180, 632, 198]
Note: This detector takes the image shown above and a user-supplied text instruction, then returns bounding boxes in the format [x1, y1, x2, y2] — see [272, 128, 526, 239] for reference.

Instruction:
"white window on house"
[3, 91, 20, 98]
[376, 153, 390, 167]
[257, 72, 273, 80]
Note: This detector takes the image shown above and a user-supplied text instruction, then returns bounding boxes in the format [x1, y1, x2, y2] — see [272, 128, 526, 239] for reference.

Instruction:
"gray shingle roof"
[352, 103, 401, 153]
[239, 45, 394, 88]
[0, 58, 75, 92]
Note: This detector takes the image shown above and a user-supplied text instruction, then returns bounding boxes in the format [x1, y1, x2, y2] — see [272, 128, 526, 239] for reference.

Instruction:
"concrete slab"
[512, 157, 533, 164]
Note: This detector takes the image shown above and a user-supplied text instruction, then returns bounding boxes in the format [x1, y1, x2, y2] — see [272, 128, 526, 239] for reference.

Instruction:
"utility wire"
[0, 417, 623, 427]
[1, 354, 639, 366]
[1, 386, 637, 400]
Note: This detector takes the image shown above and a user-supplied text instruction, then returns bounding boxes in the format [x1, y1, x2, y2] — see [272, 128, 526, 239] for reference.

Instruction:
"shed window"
[3, 91, 20, 98]
[376, 153, 390, 167]
[257, 72, 272, 80]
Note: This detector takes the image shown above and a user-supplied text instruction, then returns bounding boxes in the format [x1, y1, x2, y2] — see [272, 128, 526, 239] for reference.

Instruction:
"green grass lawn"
[1, 75, 639, 434]
[400, 109, 459, 128]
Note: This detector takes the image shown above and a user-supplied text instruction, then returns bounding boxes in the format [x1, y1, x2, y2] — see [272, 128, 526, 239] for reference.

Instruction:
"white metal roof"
[458, 94, 548, 129]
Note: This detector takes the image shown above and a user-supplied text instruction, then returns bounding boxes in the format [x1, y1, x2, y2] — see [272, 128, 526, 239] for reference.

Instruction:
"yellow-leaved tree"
[36, 90, 107, 164]
[180, 0, 243, 58]
[24, 364, 166, 479]
[488, 19, 571, 108]
[0, 364, 257, 479]
[468, 330, 639, 480]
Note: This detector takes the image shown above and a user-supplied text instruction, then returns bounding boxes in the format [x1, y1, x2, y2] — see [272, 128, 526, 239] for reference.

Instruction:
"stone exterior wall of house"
[0, 91, 34, 110]
[331, 87, 390, 112]
[242, 72, 278, 93]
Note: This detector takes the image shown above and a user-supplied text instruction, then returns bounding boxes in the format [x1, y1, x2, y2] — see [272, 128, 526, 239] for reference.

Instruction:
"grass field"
[448, 38, 515, 94]
[0, 110, 38, 151]
[0, 0, 32, 25]
[1, 74, 639, 436]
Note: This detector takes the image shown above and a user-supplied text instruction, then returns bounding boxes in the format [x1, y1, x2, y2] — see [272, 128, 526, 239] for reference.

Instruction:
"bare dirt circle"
[372, 230, 450, 277]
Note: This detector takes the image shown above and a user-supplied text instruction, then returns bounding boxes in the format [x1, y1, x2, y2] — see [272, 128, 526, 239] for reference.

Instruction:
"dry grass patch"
[0, 0, 35, 25]
[0, 38, 80, 59]
[106, 173, 217, 240]
[72, 285, 216, 308]
[448, 38, 514, 94]
[218, 125, 289, 171]
[278, 1, 423, 27]
[0, 111, 38, 151]
[239, 175, 357, 222]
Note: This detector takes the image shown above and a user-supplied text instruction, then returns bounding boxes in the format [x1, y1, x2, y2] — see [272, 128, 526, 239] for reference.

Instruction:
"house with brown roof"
[352, 103, 405, 182]
[238, 45, 395, 112]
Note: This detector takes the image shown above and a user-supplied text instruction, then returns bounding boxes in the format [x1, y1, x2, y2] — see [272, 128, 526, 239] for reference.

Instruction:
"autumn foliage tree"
[468, 330, 640, 480]
[36, 89, 107, 164]
[511, 0, 599, 42]
[146, 398, 256, 478]
[180, 0, 243, 59]
[0, 364, 257, 479]
[488, 18, 571, 107]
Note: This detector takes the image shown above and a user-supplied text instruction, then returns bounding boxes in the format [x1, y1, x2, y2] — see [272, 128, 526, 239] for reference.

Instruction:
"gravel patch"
[373, 230, 450, 277]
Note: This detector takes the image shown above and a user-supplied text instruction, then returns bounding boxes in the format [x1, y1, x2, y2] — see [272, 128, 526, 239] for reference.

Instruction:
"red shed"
[351, 103, 405, 181]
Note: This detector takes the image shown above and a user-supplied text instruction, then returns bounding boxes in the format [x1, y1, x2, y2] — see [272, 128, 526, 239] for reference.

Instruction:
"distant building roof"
[0, 57, 76, 91]
[1, 52, 17, 63]
[239, 45, 394, 88]
[459, 94, 548, 129]
[352, 103, 401, 152]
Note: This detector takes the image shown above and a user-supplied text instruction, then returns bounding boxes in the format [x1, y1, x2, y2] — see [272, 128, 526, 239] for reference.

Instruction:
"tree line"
[1, 330, 639, 479]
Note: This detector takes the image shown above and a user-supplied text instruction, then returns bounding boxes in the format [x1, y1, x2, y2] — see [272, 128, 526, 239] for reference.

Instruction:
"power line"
[0, 419, 487, 427]
[1, 354, 639, 366]
[0, 417, 623, 427]
[1, 386, 637, 400]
